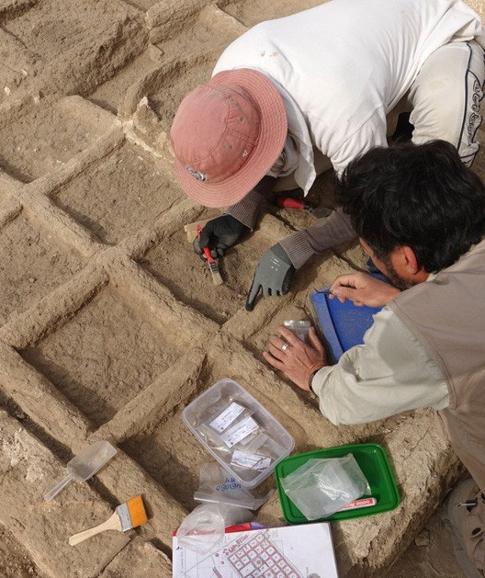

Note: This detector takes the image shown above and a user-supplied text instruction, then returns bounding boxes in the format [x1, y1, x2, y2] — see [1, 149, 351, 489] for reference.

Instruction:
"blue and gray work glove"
[246, 243, 295, 311]
[193, 214, 250, 258]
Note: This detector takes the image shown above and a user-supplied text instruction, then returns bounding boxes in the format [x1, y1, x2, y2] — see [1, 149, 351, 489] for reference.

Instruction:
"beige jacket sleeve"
[311, 308, 449, 425]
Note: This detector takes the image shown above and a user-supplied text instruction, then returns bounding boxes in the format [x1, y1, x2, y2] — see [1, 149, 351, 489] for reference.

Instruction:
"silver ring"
[281, 343, 289, 352]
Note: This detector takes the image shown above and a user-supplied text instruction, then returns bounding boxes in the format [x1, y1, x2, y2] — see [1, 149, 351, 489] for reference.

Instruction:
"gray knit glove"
[245, 244, 295, 311]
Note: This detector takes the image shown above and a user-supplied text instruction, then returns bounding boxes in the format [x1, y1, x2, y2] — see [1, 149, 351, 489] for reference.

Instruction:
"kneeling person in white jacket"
[170, 0, 484, 309]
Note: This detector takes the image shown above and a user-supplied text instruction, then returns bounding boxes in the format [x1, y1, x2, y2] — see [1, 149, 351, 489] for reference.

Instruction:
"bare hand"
[330, 272, 400, 307]
[263, 326, 327, 391]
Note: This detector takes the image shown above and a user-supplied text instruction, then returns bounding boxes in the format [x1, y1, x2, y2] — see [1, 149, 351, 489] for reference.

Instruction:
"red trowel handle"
[203, 247, 215, 264]
[276, 197, 306, 210]
[196, 224, 216, 263]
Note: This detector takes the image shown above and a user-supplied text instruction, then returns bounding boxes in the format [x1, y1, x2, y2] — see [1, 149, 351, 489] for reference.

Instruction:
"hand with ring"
[263, 326, 327, 391]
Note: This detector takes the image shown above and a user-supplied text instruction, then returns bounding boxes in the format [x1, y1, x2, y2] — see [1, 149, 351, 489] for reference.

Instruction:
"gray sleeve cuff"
[279, 229, 317, 269]
[225, 189, 264, 230]
[280, 208, 356, 269]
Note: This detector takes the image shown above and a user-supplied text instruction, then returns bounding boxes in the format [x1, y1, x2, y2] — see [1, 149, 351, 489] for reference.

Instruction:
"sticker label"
[209, 402, 246, 433]
[221, 416, 258, 448]
[231, 450, 272, 471]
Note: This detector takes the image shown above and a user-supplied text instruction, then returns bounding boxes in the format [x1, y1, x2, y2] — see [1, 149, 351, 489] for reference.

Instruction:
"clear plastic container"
[183, 379, 295, 488]
[283, 319, 312, 343]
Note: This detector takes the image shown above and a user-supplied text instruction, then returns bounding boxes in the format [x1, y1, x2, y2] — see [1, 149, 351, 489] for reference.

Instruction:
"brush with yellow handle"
[69, 496, 148, 546]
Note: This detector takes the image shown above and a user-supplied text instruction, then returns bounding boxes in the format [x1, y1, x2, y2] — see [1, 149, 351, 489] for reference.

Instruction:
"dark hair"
[336, 140, 485, 272]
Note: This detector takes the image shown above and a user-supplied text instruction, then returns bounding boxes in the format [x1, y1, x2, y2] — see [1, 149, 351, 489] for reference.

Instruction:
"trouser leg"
[409, 40, 484, 167]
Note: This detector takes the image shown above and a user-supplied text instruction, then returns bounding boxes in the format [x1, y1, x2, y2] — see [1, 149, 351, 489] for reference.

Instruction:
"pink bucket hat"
[170, 68, 287, 208]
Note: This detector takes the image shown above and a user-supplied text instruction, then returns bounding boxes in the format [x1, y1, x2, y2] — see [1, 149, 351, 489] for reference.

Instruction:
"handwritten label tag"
[209, 402, 245, 433]
[231, 450, 272, 471]
[221, 416, 258, 448]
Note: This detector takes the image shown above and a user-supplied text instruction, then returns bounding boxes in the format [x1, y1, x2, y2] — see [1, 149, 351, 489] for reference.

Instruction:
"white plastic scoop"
[44, 440, 117, 501]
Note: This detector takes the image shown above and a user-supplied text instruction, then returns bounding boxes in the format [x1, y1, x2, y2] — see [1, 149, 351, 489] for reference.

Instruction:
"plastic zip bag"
[281, 454, 371, 519]
[194, 463, 269, 511]
[176, 504, 226, 554]
[176, 500, 253, 553]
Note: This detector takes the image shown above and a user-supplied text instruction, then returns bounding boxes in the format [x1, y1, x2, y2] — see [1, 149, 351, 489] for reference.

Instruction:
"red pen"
[338, 497, 377, 511]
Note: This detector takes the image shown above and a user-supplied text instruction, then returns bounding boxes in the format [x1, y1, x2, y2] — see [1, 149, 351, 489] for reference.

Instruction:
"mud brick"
[0, 28, 36, 104]
[125, 0, 161, 10]
[151, 5, 247, 60]
[141, 213, 288, 324]
[3, 0, 145, 97]
[0, 338, 91, 446]
[0, 96, 116, 183]
[95, 348, 205, 444]
[0, 410, 128, 578]
[149, 58, 215, 132]
[146, 0, 204, 37]
[223, 0, 323, 27]
[0, 0, 38, 19]
[52, 140, 182, 244]
[122, 405, 211, 510]
[0, 210, 82, 324]
[100, 538, 172, 578]
[0, 524, 44, 578]
[89, 49, 162, 115]
[22, 285, 186, 427]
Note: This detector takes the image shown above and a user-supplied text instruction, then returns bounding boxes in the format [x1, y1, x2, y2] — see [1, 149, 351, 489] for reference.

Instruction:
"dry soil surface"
[0, 0, 482, 577]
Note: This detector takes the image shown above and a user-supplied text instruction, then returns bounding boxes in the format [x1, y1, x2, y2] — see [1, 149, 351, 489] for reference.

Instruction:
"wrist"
[383, 285, 401, 304]
[306, 363, 325, 391]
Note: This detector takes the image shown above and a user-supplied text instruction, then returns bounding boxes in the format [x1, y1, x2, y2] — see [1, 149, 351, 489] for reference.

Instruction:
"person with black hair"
[264, 140, 485, 576]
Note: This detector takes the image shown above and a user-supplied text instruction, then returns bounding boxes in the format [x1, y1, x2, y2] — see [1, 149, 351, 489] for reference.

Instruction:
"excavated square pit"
[140, 225, 278, 324]
[3, 0, 133, 61]
[0, 212, 82, 324]
[52, 141, 182, 244]
[22, 286, 185, 427]
[0, 97, 114, 182]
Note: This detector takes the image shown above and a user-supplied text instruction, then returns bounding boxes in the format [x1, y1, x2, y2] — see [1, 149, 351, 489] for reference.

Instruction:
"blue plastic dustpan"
[311, 273, 385, 361]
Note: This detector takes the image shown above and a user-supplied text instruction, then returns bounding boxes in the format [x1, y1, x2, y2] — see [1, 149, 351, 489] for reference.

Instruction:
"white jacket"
[213, 0, 483, 179]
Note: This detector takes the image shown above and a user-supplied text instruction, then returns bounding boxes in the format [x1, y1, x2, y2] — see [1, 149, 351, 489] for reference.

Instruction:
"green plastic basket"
[275, 443, 400, 523]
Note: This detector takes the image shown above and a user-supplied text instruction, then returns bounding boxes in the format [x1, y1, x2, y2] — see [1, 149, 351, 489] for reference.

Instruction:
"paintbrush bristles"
[208, 265, 223, 286]
[127, 495, 148, 528]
